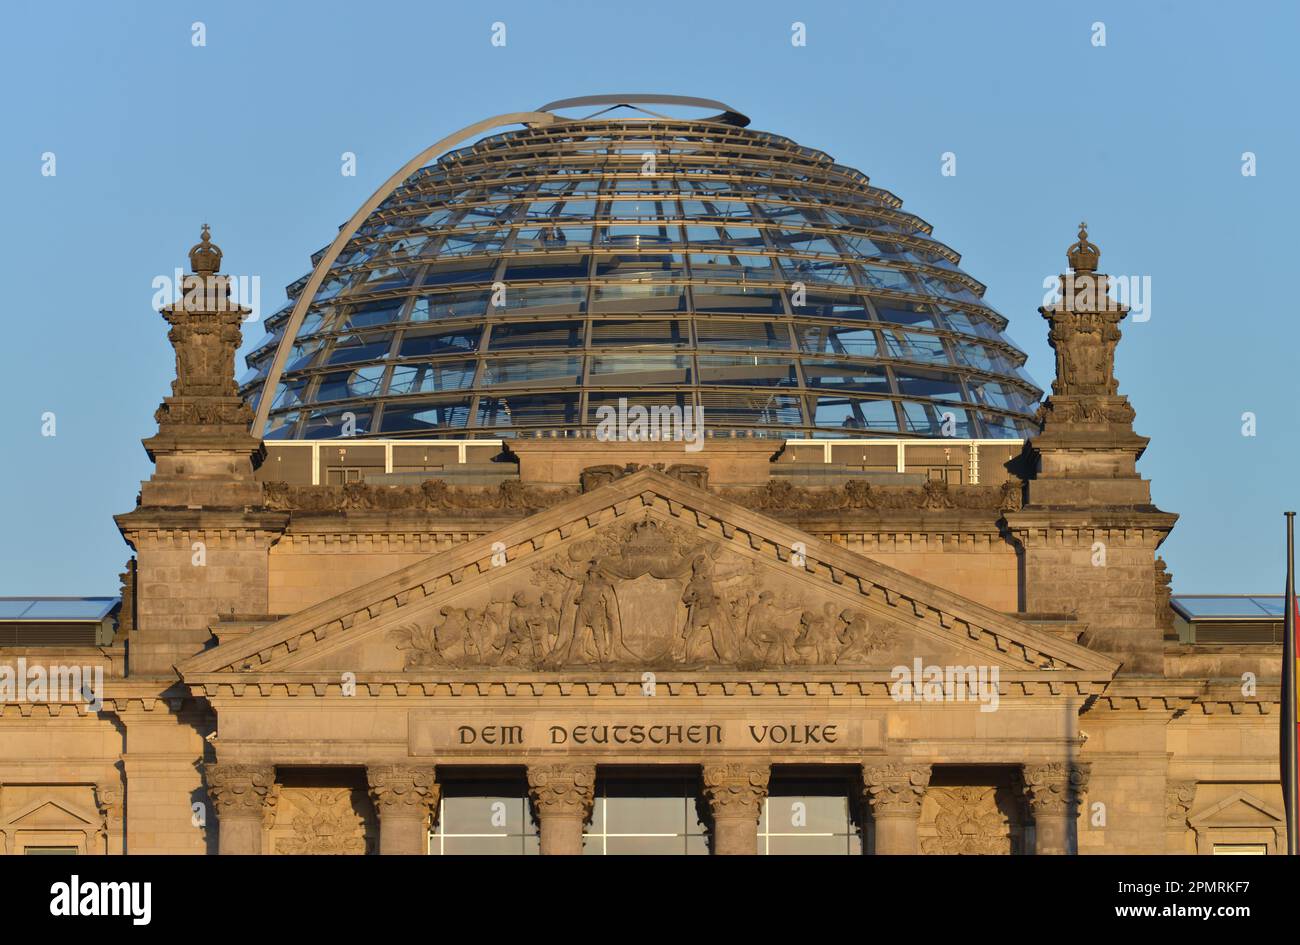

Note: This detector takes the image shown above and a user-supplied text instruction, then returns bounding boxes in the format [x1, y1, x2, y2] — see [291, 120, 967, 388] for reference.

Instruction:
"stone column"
[862, 762, 931, 854]
[205, 763, 276, 855]
[367, 764, 439, 856]
[1022, 762, 1089, 855]
[701, 763, 769, 855]
[527, 764, 595, 855]
[1165, 779, 1196, 854]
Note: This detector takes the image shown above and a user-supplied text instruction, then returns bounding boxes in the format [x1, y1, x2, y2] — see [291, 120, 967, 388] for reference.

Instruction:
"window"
[429, 778, 538, 855]
[759, 776, 862, 855]
[583, 774, 708, 855]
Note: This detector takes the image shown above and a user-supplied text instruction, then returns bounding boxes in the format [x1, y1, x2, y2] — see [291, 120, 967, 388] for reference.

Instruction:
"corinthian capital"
[527, 764, 596, 818]
[862, 762, 931, 816]
[701, 763, 770, 820]
[205, 763, 276, 816]
[1022, 762, 1089, 814]
[366, 764, 439, 813]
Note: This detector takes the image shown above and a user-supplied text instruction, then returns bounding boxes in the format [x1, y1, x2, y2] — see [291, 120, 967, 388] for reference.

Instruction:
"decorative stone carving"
[862, 763, 932, 816]
[116, 560, 135, 636]
[365, 765, 439, 815]
[261, 478, 576, 514]
[721, 478, 1025, 514]
[205, 763, 276, 815]
[922, 787, 1011, 855]
[701, 763, 770, 820]
[93, 782, 124, 853]
[580, 463, 708, 492]
[1021, 762, 1090, 815]
[527, 764, 596, 818]
[388, 514, 895, 670]
[275, 788, 368, 855]
[151, 226, 254, 432]
[1165, 780, 1197, 829]
[1155, 558, 1174, 631]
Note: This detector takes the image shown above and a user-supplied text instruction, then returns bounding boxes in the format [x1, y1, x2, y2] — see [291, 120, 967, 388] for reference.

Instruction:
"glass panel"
[697, 356, 798, 387]
[802, 361, 892, 394]
[325, 333, 392, 366]
[487, 320, 584, 350]
[796, 324, 880, 357]
[301, 406, 373, 438]
[691, 285, 785, 314]
[811, 396, 899, 431]
[410, 290, 490, 321]
[399, 327, 481, 358]
[588, 355, 691, 386]
[698, 392, 802, 426]
[696, 319, 791, 349]
[377, 398, 470, 433]
[316, 366, 385, 401]
[387, 361, 475, 393]
[481, 356, 582, 387]
[589, 320, 687, 346]
[476, 392, 581, 428]
[590, 283, 687, 313]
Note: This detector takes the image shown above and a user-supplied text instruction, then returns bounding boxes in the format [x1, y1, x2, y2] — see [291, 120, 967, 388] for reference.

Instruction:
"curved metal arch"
[251, 111, 558, 435]
[537, 94, 750, 128]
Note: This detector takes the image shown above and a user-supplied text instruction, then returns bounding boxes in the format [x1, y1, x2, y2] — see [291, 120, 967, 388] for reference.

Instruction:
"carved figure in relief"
[503, 589, 556, 665]
[565, 561, 619, 664]
[743, 590, 805, 664]
[794, 603, 843, 664]
[677, 554, 738, 663]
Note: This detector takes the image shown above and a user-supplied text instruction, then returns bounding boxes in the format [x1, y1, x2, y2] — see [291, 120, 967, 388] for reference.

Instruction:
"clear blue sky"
[1, 0, 1295, 597]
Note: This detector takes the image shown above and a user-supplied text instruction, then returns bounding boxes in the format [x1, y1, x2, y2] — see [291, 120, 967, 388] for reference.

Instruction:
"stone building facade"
[0, 222, 1285, 855]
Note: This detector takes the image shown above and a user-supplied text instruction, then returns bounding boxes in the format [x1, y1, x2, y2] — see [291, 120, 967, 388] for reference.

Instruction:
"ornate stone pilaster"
[205, 763, 276, 855]
[862, 762, 931, 854]
[527, 764, 596, 855]
[701, 762, 770, 855]
[366, 765, 439, 856]
[94, 782, 125, 855]
[1165, 780, 1197, 854]
[1022, 762, 1089, 855]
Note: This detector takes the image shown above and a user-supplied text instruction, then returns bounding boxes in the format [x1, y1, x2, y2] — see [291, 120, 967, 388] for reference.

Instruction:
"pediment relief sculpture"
[389, 514, 896, 670]
[178, 469, 1119, 681]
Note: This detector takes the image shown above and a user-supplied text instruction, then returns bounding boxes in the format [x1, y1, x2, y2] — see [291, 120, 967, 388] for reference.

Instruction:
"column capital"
[526, 763, 596, 818]
[366, 764, 439, 813]
[701, 762, 770, 821]
[1021, 761, 1090, 814]
[205, 763, 276, 816]
[862, 762, 931, 817]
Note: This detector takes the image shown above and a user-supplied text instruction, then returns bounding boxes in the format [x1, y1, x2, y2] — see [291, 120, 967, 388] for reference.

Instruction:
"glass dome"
[240, 104, 1041, 440]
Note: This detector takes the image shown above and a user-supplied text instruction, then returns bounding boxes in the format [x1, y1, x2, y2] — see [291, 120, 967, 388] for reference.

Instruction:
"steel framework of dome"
[240, 96, 1042, 441]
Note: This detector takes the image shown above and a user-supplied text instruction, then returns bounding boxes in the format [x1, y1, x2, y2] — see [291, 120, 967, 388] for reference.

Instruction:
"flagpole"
[1284, 511, 1298, 855]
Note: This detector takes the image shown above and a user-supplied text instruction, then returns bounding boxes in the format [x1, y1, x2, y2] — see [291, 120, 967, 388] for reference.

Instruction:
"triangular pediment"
[3, 798, 98, 829]
[177, 469, 1119, 682]
[1189, 790, 1285, 828]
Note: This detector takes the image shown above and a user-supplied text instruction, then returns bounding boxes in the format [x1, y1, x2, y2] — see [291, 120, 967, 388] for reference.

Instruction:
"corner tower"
[1007, 225, 1177, 675]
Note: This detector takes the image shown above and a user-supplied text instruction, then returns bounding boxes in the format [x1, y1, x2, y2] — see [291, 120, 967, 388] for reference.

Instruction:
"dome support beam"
[251, 111, 558, 436]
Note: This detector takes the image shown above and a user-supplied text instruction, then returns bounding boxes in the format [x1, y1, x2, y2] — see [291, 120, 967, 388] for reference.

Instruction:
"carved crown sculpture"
[188, 223, 224, 276]
[1066, 220, 1100, 272]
